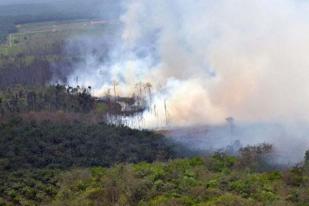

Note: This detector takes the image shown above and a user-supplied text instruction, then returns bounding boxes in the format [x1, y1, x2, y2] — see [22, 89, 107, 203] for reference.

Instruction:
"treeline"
[0, 36, 80, 87]
[0, 17, 17, 43]
[0, 118, 176, 171]
[0, 56, 55, 87]
[0, 85, 95, 115]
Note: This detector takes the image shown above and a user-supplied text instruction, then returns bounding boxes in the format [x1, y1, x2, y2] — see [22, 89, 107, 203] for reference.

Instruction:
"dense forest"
[0, 117, 179, 206]
[0, 56, 69, 87]
[1, 150, 309, 205]
[1, 108, 309, 206]
[0, 118, 176, 171]
[0, 85, 94, 115]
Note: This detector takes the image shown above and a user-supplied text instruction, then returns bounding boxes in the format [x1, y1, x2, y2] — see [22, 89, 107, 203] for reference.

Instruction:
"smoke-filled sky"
[70, 0, 309, 128]
[0, 0, 53, 5]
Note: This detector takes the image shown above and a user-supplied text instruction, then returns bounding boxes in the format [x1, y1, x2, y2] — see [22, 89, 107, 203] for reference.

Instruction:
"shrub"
[284, 167, 304, 187]
[236, 144, 274, 172]
[201, 193, 255, 206]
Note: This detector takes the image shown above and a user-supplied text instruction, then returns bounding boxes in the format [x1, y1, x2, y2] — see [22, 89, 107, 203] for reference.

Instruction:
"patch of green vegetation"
[0, 169, 60, 206]
[0, 117, 176, 171]
[47, 156, 309, 206]
[1, 142, 309, 206]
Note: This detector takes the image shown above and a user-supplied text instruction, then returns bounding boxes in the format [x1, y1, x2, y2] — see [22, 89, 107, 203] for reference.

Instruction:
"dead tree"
[226, 117, 235, 135]
[164, 99, 169, 126]
[112, 80, 119, 101]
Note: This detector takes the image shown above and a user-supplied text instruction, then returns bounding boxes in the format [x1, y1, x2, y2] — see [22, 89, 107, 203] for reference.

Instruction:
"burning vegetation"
[1, 0, 309, 205]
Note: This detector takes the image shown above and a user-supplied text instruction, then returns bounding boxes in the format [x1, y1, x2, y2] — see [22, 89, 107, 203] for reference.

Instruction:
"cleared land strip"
[4, 19, 108, 48]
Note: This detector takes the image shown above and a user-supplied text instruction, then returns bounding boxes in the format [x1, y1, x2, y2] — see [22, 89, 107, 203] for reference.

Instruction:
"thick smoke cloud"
[70, 0, 309, 126]
[68, 0, 309, 162]
[119, 0, 309, 126]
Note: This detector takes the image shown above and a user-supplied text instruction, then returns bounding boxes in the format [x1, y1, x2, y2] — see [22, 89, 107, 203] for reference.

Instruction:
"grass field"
[0, 19, 110, 56]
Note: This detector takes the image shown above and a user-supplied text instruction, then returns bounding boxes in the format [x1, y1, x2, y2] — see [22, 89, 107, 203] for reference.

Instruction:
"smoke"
[168, 123, 309, 164]
[69, 0, 309, 126]
[67, 0, 309, 162]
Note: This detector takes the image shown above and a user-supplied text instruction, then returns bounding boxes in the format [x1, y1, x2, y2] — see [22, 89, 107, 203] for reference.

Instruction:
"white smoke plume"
[70, 0, 309, 126]
[68, 0, 309, 162]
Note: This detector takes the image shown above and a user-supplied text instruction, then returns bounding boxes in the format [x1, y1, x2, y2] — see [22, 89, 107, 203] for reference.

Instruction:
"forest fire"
[2, 1, 309, 205]
[63, 0, 309, 163]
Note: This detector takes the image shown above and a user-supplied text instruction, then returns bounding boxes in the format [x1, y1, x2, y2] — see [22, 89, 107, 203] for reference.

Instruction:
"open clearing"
[0, 19, 110, 55]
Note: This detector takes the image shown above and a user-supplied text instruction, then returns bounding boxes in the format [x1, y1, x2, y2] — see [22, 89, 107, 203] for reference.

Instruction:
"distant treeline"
[0, 55, 74, 88]
[0, 85, 95, 115]
[0, 17, 17, 43]
[0, 85, 147, 125]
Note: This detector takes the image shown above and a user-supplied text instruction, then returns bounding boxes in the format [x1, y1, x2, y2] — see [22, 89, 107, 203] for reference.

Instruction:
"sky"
[0, 0, 53, 5]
